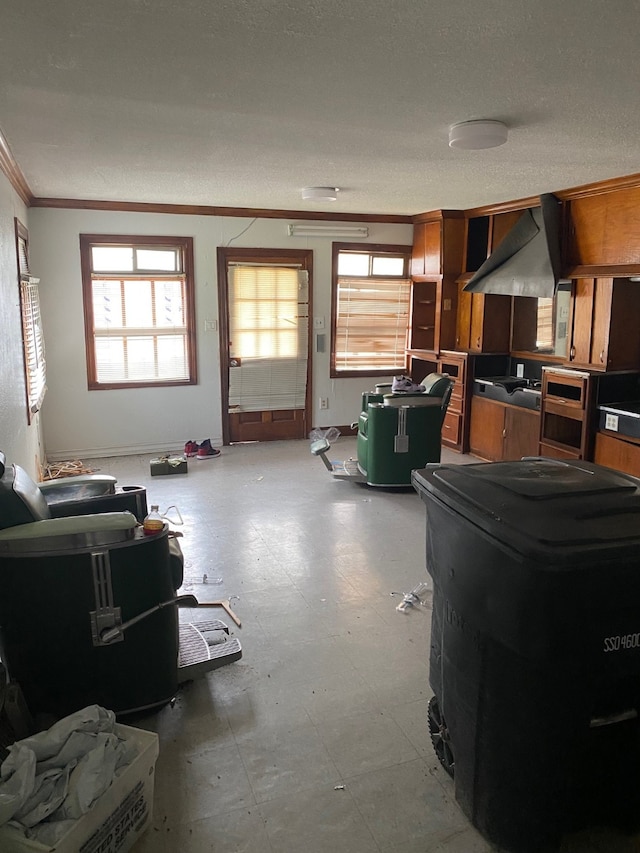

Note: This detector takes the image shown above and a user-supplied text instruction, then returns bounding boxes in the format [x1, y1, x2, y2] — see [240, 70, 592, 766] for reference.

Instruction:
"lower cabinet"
[469, 396, 541, 461]
[594, 431, 640, 477]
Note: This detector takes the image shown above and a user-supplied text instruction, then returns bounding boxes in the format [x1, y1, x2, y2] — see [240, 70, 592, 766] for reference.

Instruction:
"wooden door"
[569, 278, 594, 364]
[469, 295, 485, 352]
[469, 396, 505, 460]
[217, 248, 313, 445]
[411, 220, 441, 278]
[590, 277, 613, 368]
[503, 406, 541, 460]
[600, 278, 640, 370]
[456, 282, 472, 349]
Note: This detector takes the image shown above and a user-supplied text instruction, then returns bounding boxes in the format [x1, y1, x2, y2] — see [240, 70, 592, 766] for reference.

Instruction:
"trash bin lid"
[412, 457, 640, 562]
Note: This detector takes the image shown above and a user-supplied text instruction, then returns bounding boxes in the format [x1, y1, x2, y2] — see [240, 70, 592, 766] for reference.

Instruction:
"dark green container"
[0, 520, 178, 718]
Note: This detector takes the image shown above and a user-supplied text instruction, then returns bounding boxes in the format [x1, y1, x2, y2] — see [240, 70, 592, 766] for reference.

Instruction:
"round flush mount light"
[301, 186, 339, 202]
[448, 120, 508, 150]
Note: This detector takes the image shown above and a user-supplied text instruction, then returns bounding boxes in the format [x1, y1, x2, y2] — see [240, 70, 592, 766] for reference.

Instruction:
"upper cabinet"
[566, 187, 640, 270]
[409, 212, 465, 353]
[411, 219, 442, 278]
[411, 212, 465, 279]
[567, 277, 640, 371]
[455, 210, 517, 353]
[456, 286, 511, 352]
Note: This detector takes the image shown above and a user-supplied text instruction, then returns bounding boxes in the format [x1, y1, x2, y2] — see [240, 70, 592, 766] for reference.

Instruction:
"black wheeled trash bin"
[412, 457, 640, 852]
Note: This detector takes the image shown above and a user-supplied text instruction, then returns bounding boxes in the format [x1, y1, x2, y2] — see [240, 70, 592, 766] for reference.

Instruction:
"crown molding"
[412, 209, 465, 224]
[29, 196, 413, 223]
[0, 128, 32, 206]
[555, 172, 640, 201]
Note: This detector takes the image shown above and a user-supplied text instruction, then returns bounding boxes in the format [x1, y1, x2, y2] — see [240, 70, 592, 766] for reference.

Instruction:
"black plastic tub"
[412, 457, 640, 852]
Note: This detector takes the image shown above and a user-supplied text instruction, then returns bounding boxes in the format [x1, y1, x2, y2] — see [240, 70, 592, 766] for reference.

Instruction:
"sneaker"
[184, 440, 199, 457]
[196, 438, 221, 459]
[391, 375, 425, 393]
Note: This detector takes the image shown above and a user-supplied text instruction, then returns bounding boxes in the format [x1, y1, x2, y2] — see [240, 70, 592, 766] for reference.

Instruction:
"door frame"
[217, 247, 314, 445]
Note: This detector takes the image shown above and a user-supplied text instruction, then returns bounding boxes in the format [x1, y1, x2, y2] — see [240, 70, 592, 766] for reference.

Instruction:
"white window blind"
[91, 277, 189, 383]
[335, 275, 410, 372]
[228, 265, 309, 411]
[536, 298, 554, 351]
[20, 276, 46, 415]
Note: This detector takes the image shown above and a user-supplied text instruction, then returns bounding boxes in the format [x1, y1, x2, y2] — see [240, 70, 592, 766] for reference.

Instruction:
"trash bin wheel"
[428, 695, 455, 778]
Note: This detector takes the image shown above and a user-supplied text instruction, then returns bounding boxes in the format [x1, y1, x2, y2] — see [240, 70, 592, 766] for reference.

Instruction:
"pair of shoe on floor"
[184, 438, 220, 459]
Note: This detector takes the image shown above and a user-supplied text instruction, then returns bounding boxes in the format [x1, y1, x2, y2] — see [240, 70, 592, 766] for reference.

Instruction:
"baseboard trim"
[45, 439, 223, 461]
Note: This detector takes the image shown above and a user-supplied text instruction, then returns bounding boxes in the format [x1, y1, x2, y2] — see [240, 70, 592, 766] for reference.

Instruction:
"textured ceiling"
[1, 0, 639, 215]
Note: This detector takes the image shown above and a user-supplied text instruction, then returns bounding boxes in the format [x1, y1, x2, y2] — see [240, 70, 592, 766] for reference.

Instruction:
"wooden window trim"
[80, 234, 197, 389]
[330, 242, 412, 378]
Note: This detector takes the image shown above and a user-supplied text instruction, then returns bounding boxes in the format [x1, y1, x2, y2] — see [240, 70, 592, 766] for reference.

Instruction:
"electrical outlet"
[319, 397, 329, 410]
[516, 363, 525, 378]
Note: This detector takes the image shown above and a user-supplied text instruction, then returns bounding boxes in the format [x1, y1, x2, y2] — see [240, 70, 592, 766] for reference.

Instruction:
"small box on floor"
[150, 455, 188, 476]
[0, 724, 159, 853]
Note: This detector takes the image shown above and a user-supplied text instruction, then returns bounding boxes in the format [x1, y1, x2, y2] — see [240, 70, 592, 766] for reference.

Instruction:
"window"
[80, 235, 197, 389]
[15, 219, 46, 422]
[511, 284, 571, 357]
[331, 243, 411, 377]
[228, 263, 309, 410]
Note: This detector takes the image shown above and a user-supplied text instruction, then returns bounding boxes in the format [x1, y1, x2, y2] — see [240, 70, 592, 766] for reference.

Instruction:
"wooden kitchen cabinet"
[566, 187, 640, 270]
[456, 284, 512, 352]
[568, 277, 640, 371]
[407, 280, 438, 352]
[594, 430, 640, 478]
[455, 210, 516, 354]
[408, 350, 471, 452]
[539, 367, 595, 460]
[469, 396, 540, 461]
[411, 220, 441, 278]
[503, 406, 541, 460]
[439, 351, 470, 452]
[409, 212, 465, 353]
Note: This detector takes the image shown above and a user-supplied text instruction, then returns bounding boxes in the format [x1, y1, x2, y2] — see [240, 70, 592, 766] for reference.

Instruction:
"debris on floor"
[41, 460, 94, 480]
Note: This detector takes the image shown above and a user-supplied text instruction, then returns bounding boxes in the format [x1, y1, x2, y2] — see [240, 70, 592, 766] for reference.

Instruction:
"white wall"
[28, 208, 412, 459]
[0, 173, 41, 478]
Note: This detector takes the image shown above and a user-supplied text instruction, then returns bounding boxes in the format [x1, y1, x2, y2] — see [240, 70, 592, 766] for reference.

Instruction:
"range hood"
[463, 193, 563, 298]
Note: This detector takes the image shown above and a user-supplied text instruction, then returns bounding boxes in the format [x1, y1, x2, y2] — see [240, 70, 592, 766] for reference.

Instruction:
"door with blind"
[217, 248, 313, 444]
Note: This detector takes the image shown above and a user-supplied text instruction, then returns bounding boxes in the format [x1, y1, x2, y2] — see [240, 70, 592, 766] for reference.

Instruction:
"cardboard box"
[150, 455, 187, 476]
[0, 724, 159, 853]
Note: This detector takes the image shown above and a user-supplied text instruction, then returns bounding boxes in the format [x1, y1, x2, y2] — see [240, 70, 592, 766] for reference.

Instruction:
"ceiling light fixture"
[301, 187, 339, 202]
[448, 120, 508, 150]
[288, 224, 369, 238]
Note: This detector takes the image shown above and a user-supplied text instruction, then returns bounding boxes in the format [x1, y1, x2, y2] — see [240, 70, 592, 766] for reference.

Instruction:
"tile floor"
[86, 439, 638, 853]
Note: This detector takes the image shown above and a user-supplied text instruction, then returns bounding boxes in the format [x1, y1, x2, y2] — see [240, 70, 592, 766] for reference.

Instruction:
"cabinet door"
[503, 407, 540, 461]
[469, 396, 505, 460]
[469, 295, 486, 352]
[594, 432, 640, 478]
[590, 277, 613, 368]
[567, 188, 640, 268]
[468, 294, 512, 352]
[569, 277, 640, 370]
[569, 278, 594, 364]
[600, 277, 640, 370]
[411, 221, 441, 278]
[456, 283, 472, 349]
